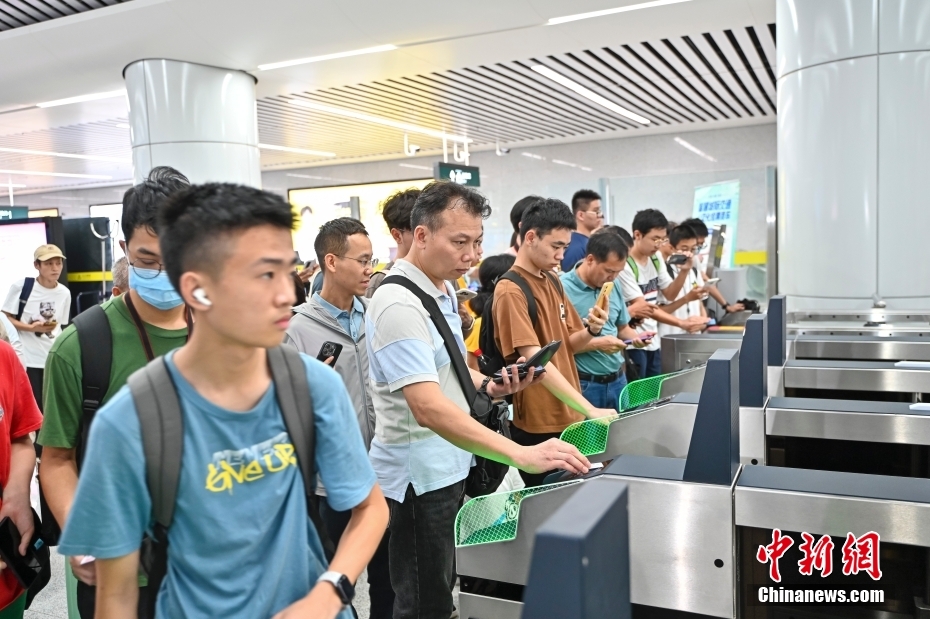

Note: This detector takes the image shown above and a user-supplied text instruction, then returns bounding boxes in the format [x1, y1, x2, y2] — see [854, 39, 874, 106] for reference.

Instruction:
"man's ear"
[413, 224, 429, 247]
[324, 253, 338, 273]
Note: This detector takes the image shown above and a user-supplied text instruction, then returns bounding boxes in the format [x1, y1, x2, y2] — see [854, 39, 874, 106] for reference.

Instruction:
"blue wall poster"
[692, 180, 739, 268]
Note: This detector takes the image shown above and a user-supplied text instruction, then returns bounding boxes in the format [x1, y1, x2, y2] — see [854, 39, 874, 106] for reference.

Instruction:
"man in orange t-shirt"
[493, 197, 616, 487]
[0, 339, 43, 616]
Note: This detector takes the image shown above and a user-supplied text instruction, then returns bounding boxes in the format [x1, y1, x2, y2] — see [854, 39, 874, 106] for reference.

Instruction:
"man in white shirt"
[658, 223, 709, 338]
[679, 218, 745, 315]
[617, 210, 707, 378]
[2, 244, 71, 409]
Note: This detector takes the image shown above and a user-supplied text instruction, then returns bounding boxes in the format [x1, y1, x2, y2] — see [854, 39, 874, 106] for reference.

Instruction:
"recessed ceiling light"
[1, 183, 26, 188]
[548, 0, 693, 25]
[258, 143, 337, 157]
[36, 89, 125, 108]
[259, 44, 397, 71]
[674, 137, 717, 162]
[116, 123, 131, 129]
[531, 65, 650, 125]
[289, 99, 471, 143]
[0, 169, 112, 179]
[552, 159, 593, 171]
[0, 146, 130, 163]
[398, 163, 432, 171]
[522, 152, 546, 160]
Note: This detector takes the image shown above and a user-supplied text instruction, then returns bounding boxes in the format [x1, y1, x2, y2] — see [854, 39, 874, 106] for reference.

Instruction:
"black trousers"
[388, 481, 465, 619]
[509, 425, 562, 488]
[25, 367, 43, 412]
[319, 497, 394, 619]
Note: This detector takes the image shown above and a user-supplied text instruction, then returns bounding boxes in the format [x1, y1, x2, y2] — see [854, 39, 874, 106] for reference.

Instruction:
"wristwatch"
[317, 571, 355, 606]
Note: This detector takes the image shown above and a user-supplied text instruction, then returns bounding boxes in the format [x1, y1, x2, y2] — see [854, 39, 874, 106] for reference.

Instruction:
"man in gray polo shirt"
[367, 181, 591, 619]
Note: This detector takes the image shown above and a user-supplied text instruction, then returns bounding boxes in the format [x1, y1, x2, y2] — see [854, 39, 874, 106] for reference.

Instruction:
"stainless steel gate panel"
[783, 359, 930, 393]
[766, 397, 930, 444]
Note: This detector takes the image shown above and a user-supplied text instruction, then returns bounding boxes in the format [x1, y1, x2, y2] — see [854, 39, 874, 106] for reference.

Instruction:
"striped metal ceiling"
[0, 22, 776, 190]
[0, 0, 131, 32]
[258, 23, 776, 167]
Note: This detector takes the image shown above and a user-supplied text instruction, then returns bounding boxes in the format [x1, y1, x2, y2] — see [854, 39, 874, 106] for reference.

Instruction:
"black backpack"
[477, 270, 563, 377]
[382, 276, 511, 497]
[128, 345, 325, 619]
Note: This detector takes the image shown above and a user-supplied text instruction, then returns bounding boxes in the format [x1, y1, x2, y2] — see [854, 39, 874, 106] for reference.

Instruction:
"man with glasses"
[679, 217, 745, 315]
[618, 209, 707, 378]
[560, 189, 604, 272]
[366, 188, 420, 297]
[285, 217, 393, 619]
[38, 166, 191, 619]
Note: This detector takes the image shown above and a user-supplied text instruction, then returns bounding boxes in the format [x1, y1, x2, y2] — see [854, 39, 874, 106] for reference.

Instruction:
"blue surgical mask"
[128, 268, 185, 310]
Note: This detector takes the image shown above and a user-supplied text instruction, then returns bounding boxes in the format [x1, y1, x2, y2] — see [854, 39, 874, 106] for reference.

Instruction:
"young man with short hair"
[285, 217, 393, 619]
[2, 244, 71, 410]
[38, 167, 192, 618]
[59, 184, 387, 619]
[561, 229, 645, 410]
[657, 224, 709, 338]
[0, 340, 43, 617]
[367, 181, 590, 619]
[366, 188, 420, 297]
[560, 189, 603, 271]
[618, 209, 708, 378]
[493, 197, 616, 486]
[679, 217, 745, 314]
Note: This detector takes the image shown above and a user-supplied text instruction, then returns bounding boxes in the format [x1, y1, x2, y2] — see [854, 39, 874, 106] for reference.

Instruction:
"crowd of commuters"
[0, 172, 732, 619]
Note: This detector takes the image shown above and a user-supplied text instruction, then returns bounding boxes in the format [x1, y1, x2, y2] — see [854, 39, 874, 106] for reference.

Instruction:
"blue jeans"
[627, 349, 663, 378]
[580, 374, 628, 411]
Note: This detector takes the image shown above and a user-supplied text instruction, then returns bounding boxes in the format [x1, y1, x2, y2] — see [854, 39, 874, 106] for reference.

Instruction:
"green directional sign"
[434, 162, 480, 187]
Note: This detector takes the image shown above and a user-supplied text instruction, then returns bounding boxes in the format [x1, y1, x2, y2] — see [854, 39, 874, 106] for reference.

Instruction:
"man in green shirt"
[38, 166, 191, 619]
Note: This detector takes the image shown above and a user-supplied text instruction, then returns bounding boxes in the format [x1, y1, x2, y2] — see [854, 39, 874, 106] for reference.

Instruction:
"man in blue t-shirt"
[59, 184, 387, 619]
[561, 229, 646, 410]
[560, 189, 603, 271]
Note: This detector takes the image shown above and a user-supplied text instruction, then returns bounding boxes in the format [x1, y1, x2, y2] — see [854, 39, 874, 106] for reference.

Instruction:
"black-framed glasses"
[129, 259, 164, 279]
[336, 255, 379, 269]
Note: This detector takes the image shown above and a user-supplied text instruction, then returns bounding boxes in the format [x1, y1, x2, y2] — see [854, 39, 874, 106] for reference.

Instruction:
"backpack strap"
[72, 304, 112, 466]
[626, 257, 639, 281]
[267, 346, 315, 496]
[651, 255, 661, 275]
[500, 271, 538, 325]
[129, 359, 184, 532]
[15, 278, 35, 321]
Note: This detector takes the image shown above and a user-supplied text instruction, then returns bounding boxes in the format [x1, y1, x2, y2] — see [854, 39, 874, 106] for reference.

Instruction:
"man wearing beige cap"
[2, 243, 72, 410]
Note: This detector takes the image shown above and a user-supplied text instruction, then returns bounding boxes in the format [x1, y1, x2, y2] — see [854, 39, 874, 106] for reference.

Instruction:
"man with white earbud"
[38, 166, 192, 619]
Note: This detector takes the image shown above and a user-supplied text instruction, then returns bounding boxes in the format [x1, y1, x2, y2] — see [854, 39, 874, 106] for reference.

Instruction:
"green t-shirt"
[38, 296, 188, 449]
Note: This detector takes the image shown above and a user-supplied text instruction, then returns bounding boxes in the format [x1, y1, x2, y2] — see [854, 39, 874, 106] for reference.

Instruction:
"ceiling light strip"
[0, 146, 130, 163]
[548, 0, 692, 25]
[530, 65, 651, 125]
[288, 99, 471, 142]
[36, 89, 126, 108]
[259, 44, 397, 71]
[674, 137, 717, 162]
[0, 169, 112, 179]
[257, 143, 336, 157]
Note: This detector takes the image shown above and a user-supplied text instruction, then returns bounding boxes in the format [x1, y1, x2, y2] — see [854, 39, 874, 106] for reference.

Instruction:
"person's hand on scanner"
[682, 315, 710, 333]
[726, 302, 745, 313]
[485, 358, 545, 399]
[515, 439, 591, 476]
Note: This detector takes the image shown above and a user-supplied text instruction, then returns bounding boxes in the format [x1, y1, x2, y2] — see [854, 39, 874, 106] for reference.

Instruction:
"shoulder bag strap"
[129, 358, 184, 530]
[381, 276, 477, 403]
[72, 304, 113, 466]
[16, 278, 35, 321]
[500, 271, 538, 325]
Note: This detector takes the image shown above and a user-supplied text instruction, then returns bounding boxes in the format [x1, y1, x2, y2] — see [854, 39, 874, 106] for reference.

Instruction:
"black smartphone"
[667, 254, 688, 266]
[316, 341, 344, 366]
[493, 340, 562, 384]
[0, 517, 42, 589]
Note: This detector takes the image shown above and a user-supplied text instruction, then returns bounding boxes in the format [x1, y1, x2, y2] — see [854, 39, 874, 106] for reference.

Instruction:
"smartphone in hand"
[316, 341, 344, 366]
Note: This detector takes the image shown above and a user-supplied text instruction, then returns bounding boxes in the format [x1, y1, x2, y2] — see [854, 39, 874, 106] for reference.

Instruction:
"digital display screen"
[288, 179, 431, 264]
[0, 221, 48, 301]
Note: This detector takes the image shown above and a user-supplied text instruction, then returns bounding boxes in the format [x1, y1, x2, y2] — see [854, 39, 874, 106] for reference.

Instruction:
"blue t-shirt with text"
[59, 351, 376, 619]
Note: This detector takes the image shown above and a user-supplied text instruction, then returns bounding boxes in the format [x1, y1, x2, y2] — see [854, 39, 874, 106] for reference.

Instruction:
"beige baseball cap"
[34, 244, 66, 262]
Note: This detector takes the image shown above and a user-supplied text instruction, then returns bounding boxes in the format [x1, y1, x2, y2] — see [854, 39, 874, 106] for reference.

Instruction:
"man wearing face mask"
[37, 166, 191, 619]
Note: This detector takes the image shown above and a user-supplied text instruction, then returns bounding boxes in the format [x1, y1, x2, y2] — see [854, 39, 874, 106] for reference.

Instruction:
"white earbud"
[192, 288, 212, 307]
